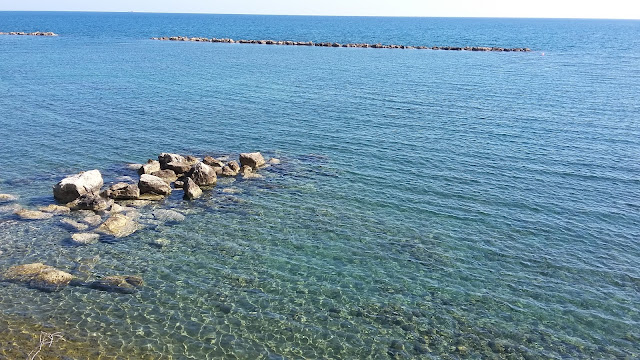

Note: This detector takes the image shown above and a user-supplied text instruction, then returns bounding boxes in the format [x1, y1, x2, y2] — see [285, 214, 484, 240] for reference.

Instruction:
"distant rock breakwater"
[151, 36, 531, 52]
[0, 31, 58, 36]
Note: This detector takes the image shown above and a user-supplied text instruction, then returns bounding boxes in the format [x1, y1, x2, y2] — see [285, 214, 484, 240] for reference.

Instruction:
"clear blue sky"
[2, 0, 639, 19]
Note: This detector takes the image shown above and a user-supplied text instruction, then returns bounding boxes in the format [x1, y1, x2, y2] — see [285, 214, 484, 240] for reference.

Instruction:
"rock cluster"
[151, 36, 531, 52]
[3, 151, 279, 293]
[0, 31, 57, 36]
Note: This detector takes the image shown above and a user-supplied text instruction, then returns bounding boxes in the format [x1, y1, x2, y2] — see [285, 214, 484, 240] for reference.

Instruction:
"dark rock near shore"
[158, 153, 186, 169]
[69, 194, 111, 212]
[108, 183, 140, 200]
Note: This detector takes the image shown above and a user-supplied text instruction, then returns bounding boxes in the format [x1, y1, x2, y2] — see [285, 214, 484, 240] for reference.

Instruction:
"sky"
[1, 0, 639, 19]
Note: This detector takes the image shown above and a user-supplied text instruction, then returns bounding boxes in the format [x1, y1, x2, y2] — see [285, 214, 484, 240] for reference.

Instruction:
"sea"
[0, 11, 639, 359]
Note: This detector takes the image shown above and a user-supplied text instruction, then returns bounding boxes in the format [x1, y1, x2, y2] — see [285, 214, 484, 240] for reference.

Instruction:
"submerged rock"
[82, 214, 103, 226]
[96, 214, 137, 238]
[15, 208, 54, 220]
[53, 170, 103, 203]
[0, 194, 17, 202]
[190, 162, 217, 186]
[68, 194, 111, 212]
[183, 177, 202, 200]
[38, 204, 71, 214]
[2, 263, 73, 292]
[239, 152, 266, 169]
[150, 238, 170, 248]
[70, 232, 100, 245]
[152, 209, 185, 223]
[138, 174, 172, 196]
[108, 183, 140, 200]
[89, 275, 143, 294]
[60, 218, 89, 231]
[269, 158, 281, 165]
[138, 159, 161, 175]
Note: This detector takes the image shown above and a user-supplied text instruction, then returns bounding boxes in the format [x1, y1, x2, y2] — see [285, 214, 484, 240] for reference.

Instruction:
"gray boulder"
[53, 170, 103, 203]
[239, 152, 266, 169]
[138, 160, 161, 175]
[138, 174, 171, 196]
[152, 209, 185, 222]
[190, 162, 217, 186]
[183, 177, 202, 200]
[158, 153, 186, 169]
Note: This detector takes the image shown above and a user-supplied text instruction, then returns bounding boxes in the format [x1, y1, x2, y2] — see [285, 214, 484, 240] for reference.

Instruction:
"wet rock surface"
[89, 275, 143, 294]
[2, 263, 73, 292]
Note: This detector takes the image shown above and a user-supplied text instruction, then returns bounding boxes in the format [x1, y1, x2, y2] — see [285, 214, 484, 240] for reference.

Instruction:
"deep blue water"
[0, 12, 639, 359]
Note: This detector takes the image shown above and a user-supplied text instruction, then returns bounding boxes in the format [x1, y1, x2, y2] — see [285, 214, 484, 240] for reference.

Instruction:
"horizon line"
[1, 10, 639, 21]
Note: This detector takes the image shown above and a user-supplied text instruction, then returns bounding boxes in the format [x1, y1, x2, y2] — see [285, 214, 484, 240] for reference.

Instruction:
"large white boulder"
[53, 170, 103, 203]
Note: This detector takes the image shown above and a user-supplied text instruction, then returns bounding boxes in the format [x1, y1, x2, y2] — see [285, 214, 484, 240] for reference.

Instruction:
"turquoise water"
[0, 12, 639, 359]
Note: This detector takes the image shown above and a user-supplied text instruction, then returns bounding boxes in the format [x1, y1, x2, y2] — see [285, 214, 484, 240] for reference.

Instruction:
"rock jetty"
[0, 31, 58, 36]
[151, 36, 531, 52]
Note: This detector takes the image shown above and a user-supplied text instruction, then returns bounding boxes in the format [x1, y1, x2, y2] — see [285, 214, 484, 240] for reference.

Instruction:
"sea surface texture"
[0, 12, 639, 359]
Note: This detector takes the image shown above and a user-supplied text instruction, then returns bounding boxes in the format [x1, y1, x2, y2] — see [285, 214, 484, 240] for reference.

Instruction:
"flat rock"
[165, 161, 192, 174]
[15, 209, 54, 220]
[139, 174, 171, 196]
[151, 169, 178, 184]
[109, 203, 124, 213]
[138, 193, 166, 201]
[126, 163, 143, 171]
[183, 177, 202, 200]
[239, 152, 266, 169]
[2, 263, 73, 292]
[53, 170, 103, 203]
[152, 209, 185, 222]
[38, 204, 71, 214]
[60, 218, 89, 231]
[97, 214, 138, 238]
[70, 232, 100, 245]
[138, 160, 161, 175]
[221, 187, 242, 194]
[118, 199, 151, 208]
[89, 275, 143, 294]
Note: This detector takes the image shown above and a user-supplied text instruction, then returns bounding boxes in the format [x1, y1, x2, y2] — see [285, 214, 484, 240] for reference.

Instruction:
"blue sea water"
[0, 11, 639, 359]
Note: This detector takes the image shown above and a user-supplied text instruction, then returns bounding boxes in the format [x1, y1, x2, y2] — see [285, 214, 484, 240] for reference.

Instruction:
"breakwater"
[151, 36, 531, 52]
[0, 31, 57, 36]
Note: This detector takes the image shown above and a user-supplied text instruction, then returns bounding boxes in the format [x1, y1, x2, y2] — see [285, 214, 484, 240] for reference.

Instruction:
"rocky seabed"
[152, 36, 531, 52]
[0, 151, 278, 294]
[0, 31, 58, 36]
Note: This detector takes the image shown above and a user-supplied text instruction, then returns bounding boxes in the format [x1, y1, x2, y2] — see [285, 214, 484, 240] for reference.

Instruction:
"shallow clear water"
[0, 12, 639, 359]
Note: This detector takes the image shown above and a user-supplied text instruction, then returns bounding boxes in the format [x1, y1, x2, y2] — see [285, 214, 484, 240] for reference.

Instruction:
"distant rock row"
[0, 31, 58, 36]
[151, 36, 531, 52]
